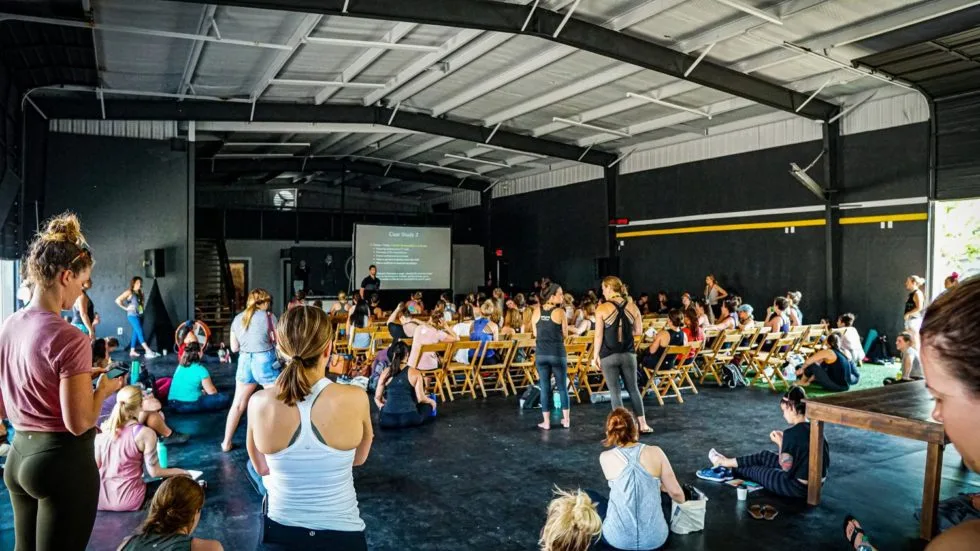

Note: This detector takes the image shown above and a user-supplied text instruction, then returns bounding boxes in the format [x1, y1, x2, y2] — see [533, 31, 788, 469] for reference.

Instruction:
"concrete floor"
[1, 354, 976, 551]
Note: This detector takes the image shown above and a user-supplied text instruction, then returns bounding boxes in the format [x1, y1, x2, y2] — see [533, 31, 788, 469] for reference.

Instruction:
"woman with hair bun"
[796, 333, 858, 391]
[0, 212, 124, 550]
[943, 272, 959, 290]
[247, 306, 373, 549]
[115, 276, 159, 359]
[903, 274, 926, 348]
[586, 408, 685, 551]
[117, 475, 224, 550]
[539, 488, 602, 551]
[532, 282, 569, 430]
[697, 386, 830, 500]
[374, 341, 437, 429]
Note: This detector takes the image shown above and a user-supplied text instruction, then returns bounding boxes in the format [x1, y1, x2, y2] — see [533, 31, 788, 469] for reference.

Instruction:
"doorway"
[931, 198, 980, 297]
[228, 259, 250, 312]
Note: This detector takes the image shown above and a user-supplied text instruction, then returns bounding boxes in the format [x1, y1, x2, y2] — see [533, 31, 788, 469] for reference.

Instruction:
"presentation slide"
[354, 224, 452, 290]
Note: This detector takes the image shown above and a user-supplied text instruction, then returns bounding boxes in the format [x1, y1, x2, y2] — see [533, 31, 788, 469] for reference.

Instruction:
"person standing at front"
[359, 265, 380, 300]
[532, 282, 569, 430]
[593, 276, 654, 434]
[0, 213, 124, 551]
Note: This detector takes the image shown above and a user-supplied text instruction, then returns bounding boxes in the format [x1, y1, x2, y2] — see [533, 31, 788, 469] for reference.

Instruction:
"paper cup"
[737, 487, 748, 501]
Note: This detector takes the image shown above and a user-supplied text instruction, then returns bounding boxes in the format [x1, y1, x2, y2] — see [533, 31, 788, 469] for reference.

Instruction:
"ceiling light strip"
[626, 92, 712, 119]
[270, 79, 385, 89]
[552, 117, 631, 137]
[304, 36, 440, 52]
[444, 153, 511, 168]
[711, 0, 783, 25]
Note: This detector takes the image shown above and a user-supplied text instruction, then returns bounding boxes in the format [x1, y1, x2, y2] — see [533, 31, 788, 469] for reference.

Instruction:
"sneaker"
[162, 431, 190, 446]
[144, 350, 160, 359]
[696, 466, 733, 482]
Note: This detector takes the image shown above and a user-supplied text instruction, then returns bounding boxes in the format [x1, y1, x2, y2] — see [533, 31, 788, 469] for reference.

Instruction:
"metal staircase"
[194, 238, 236, 346]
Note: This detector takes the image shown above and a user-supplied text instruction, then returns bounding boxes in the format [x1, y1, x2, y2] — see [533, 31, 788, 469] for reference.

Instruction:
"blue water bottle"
[156, 439, 169, 469]
[129, 360, 141, 386]
[553, 391, 561, 411]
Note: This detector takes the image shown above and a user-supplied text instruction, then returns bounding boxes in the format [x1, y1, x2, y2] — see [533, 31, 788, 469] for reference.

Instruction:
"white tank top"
[263, 378, 365, 532]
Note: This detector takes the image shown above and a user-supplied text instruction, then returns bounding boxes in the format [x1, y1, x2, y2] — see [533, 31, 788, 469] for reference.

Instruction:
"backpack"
[519, 385, 541, 409]
[866, 332, 890, 363]
[606, 300, 634, 354]
[721, 363, 748, 389]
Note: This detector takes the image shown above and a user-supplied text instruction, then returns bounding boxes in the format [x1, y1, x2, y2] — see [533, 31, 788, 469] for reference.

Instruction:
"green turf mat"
[748, 362, 898, 398]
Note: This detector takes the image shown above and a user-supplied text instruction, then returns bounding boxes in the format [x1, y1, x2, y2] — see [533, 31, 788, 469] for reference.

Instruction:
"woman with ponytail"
[222, 288, 277, 452]
[0, 212, 124, 550]
[539, 488, 602, 551]
[246, 306, 373, 549]
[115, 276, 159, 359]
[585, 408, 684, 551]
[796, 333, 857, 391]
[118, 476, 223, 550]
[374, 341, 438, 429]
[904, 275, 926, 348]
[95, 386, 191, 511]
[532, 282, 570, 430]
[697, 386, 829, 500]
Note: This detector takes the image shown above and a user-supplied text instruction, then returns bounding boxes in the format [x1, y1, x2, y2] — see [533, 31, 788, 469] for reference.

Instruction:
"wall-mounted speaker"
[144, 248, 165, 278]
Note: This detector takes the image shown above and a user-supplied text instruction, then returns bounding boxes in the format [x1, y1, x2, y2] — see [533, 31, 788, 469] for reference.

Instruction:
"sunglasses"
[69, 247, 91, 266]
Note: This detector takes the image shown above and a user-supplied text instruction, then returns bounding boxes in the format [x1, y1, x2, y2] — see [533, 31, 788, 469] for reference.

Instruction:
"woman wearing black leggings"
[0, 213, 124, 551]
[696, 386, 829, 499]
[374, 341, 437, 429]
[532, 282, 569, 430]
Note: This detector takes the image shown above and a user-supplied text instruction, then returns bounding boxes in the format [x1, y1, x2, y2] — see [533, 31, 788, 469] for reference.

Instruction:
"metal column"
[822, 120, 841, 319]
[604, 165, 620, 278]
[481, 189, 493, 287]
[186, 121, 196, 321]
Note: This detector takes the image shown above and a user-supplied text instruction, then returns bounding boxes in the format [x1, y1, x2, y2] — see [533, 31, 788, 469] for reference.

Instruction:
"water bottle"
[156, 439, 169, 469]
[129, 360, 141, 386]
[553, 391, 561, 411]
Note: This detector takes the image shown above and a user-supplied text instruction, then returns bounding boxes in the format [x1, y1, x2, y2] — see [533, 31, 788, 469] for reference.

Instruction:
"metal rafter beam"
[250, 14, 323, 101]
[35, 98, 616, 165]
[167, 0, 836, 120]
[314, 22, 417, 104]
[177, 5, 217, 96]
[199, 157, 490, 191]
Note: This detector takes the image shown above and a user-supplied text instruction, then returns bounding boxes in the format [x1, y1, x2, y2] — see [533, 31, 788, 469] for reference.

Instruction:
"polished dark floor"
[1, 354, 977, 551]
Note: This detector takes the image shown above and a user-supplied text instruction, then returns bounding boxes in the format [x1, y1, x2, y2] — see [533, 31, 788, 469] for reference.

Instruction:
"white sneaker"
[144, 350, 160, 359]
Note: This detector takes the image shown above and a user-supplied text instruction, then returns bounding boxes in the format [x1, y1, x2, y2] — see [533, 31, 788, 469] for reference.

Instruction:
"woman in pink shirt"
[95, 386, 190, 511]
[0, 213, 123, 551]
[407, 304, 457, 371]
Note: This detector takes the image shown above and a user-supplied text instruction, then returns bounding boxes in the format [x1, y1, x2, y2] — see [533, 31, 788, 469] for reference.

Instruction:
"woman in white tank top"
[246, 306, 374, 550]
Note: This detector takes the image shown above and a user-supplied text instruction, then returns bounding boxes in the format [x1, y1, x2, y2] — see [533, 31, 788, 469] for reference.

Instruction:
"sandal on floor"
[843, 515, 869, 550]
[762, 505, 779, 521]
[639, 426, 654, 434]
[748, 505, 765, 520]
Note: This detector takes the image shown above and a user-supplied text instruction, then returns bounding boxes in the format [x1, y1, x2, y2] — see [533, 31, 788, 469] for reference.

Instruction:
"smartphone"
[93, 365, 128, 388]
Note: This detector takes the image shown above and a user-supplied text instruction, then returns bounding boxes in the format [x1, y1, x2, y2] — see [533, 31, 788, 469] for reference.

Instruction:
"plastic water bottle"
[553, 391, 561, 411]
[156, 439, 168, 469]
[129, 360, 141, 386]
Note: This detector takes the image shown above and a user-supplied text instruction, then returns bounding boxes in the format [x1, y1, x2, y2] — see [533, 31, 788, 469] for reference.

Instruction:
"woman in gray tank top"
[118, 476, 223, 551]
[587, 408, 686, 551]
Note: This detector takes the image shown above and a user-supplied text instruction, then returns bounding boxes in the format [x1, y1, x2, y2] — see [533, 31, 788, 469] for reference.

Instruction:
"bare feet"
[537, 422, 551, 430]
[221, 442, 234, 452]
[561, 419, 570, 429]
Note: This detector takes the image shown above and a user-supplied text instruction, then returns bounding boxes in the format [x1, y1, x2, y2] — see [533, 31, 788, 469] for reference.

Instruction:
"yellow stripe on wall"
[617, 218, 825, 238]
[839, 212, 928, 225]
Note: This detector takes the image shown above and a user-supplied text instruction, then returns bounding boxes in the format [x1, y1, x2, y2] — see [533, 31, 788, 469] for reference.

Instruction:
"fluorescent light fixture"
[304, 36, 440, 52]
[223, 142, 311, 147]
[444, 153, 511, 168]
[418, 163, 483, 176]
[626, 92, 712, 119]
[552, 117, 631, 138]
[480, 143, 547, 159]
[213, 153, 298, 158]
[789, 162, 825, 200]
[270, 79, 385, 89]
[711, 0, 783, 25]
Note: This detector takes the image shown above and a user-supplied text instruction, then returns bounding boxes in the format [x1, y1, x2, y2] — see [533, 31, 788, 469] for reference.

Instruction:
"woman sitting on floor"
[117, 475, 224, 551]
[374, 341, 437, 429]
[796, 333, 857, 390]
[247, 306, 373, 549]
[836, 313, 864, 366]
[586, 408, 685, 551]
[641, 308, 687, 370]
[539, 488, 602, 551]
[95, 386, 192, 511]
[883, 332, 922, 385]
[697, 386, 829, 500]
[168, 342, 232, 413]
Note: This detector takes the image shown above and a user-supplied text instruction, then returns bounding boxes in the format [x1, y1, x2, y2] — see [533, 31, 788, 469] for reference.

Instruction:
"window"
[272, 189, 297, 210]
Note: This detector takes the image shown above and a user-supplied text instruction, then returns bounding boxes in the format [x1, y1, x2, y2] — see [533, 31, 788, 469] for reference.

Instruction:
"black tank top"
[600, 299, 635, 358]
[904, 291, 919, 315]
[649, 328, 685, 369]
[536, 306, 565, 357]
[71, 292, 95, 324]
[382, 368, 418, 415]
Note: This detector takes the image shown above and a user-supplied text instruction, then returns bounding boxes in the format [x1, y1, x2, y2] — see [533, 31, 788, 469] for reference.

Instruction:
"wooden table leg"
[807, 420, 824, 506]
[920, 442, 944, 540]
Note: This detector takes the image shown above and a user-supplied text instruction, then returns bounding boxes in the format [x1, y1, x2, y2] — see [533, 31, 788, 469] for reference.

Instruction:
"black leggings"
[379, 403, 434, 429]
[804, 364, 848, 392]
[3, 429, 100, 551]
[262, 516, 367, 550]
[732, 451, 807, 499]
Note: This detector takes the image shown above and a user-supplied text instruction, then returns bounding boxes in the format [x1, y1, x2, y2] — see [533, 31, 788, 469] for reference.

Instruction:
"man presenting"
[360, 264, 381, 299]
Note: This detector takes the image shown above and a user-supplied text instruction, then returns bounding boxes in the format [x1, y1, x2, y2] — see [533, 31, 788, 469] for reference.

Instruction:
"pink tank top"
[95, 424, 146, 511]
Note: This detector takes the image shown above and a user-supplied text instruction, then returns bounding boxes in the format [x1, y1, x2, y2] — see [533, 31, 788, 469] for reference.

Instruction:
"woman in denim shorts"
[222, 288, 279, 452]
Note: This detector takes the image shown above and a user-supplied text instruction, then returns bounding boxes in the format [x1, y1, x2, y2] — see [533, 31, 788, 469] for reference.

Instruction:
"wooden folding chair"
[642, 344, 693, 406]
[751, 335, 796, 392]
[348, 327, 375, 372]
[744, 331, 781, 378]
[699, 332, 742, 386]
[474, 340, 514, 397]
[676, 340, 702, 395]
[507, 338, 537, 392]
[798, 325, 826, 356]
[416, 342, 450, 402]
[563, 343, 588, 404]
[333, 323, 349, 355]
[444, 341, 482, 400]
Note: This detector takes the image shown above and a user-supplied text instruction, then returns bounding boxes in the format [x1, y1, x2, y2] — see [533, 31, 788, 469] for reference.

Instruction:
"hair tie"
[952, 272, 959, 279]
[292, 355, 304, 362]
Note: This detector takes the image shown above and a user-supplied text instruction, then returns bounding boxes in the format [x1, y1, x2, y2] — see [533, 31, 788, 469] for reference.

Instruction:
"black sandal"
[843, 515, 868, 550]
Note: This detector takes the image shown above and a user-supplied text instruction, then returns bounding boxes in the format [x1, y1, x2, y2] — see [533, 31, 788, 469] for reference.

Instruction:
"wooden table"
[805, 381, 948, 540]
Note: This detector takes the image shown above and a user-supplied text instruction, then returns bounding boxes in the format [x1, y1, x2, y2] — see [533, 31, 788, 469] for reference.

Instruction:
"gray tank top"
[121, 533, 192, 551]
[603, 444, 669, 551]
[126, 292, 142, 316]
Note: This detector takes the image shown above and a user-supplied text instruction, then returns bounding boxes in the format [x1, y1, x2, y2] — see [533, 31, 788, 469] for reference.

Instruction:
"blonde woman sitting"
[540, 488, 602, 551]
[95, 386, 191, 511]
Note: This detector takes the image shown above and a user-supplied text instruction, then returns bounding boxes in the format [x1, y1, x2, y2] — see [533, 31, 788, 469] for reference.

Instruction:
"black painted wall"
[0, 62, 21, 258]
[936, 93, 980, 200]
[44, 133, 189, 340]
